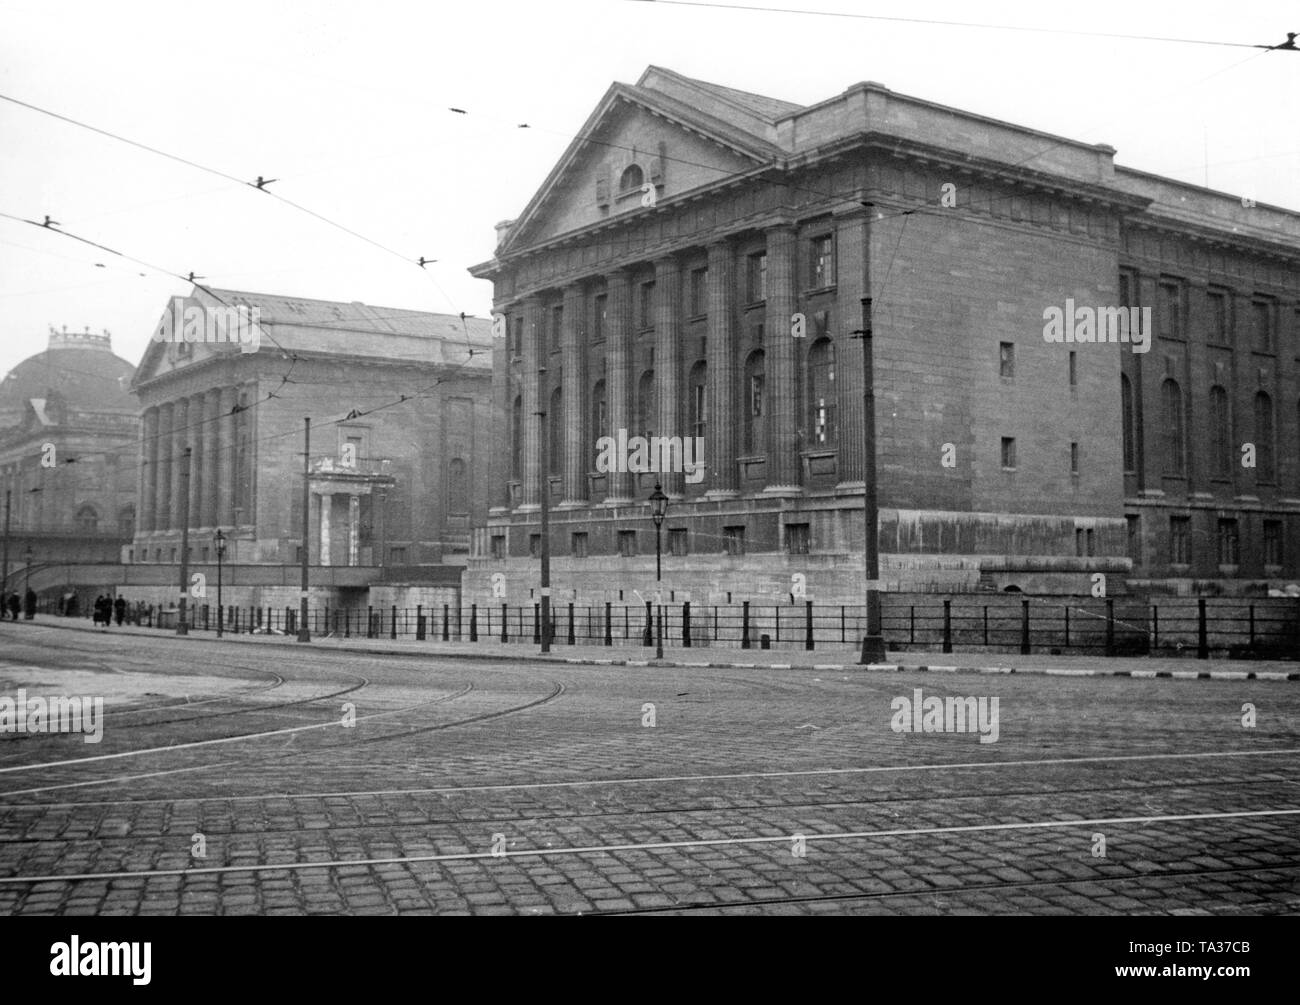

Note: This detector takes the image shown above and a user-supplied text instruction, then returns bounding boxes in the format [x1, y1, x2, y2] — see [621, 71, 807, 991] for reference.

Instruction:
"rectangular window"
[1170, 516, 1190, 565]
[746, 252, 767, 303]
[723, 525, 745, 556]
[170, 548, 177, 563]
[786, 523, 811, 555]
[1075, 528, 1084, 558]
[617, 530, 637, 558]
[490, 535, 505, 560]
[1001, 437, 1017, 470]
[1264, 520, 1282, 568]
[1160, 282, 1182, 340]
[511, 317, 523, 358]
[1126, 514, 1140, 563]
[691, 383, 706, 441]
[593, 294, 607, 341]
[389, 547, 407, 565]
[639, 282, 655, 329]
[571, 532, 588, 558]
[1208, 290, 1229, 345]
[810, 235, 834, 288]
[668, 528, 688, 557]
[1253, 300, 1273, 353]
[528, 534, 541, 559]
[1217, 518, 1239, 566]
[1070, 441, 1079, 475]
[1086, 528, 1095, 557]
[999, 342, 1015, 379]
[750, 375, 765, 422]
[689, 268, 707, 316]
[201, 547, 210, 563]
[1068, 351, 1077, 388]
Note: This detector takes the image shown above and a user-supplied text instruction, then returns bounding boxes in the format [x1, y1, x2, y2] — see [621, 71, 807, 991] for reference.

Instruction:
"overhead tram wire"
[626, 1, 1292, 52]
[0, 91, 464, 317]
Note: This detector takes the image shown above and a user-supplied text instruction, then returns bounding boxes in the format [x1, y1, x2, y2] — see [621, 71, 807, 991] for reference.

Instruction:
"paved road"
[0, 622, 1296, 915]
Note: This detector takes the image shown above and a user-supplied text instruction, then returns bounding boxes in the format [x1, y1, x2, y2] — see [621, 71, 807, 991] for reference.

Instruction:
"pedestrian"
[24, 589, 36, 620]
[114, 596, 126, 626]
[7, 593, 20, 621]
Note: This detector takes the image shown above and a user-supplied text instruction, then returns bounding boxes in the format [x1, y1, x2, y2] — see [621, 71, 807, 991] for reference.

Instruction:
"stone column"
[319, 492, 332, 566]
[835, 208, 868, 488]
[560, 283, 588, 506]
[202, 389, 221, 528]
[490, 302, 512, 513]
[706, 241, 738, 498]
[604, 270, 634, 504]
[763, 224, 801, 493]
[1231, 290, 1257, 502]
[156, 402, 175, 531]
[141, 407, 159, 531]
[188, 393, 205, 530]
[172, 397, 190, 530]
[348, 494, 360, 566]
[217, 387, 236, 525]
[520, 295, 543, 510]
[655, 256, 684, 497]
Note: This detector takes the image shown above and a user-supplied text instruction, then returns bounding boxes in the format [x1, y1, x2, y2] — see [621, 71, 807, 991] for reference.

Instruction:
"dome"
[0, 327, 136, 429]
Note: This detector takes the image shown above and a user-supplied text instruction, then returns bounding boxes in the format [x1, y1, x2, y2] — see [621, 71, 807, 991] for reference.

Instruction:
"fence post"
[983, 605, 989, 646]
[366, 605, 374, 638]
[909, 605, 915, 645]
[642, 601, 653, 647]
[775, 606, 780, 643]
[416, 605, 426, 640]
[1198, 597, 1208, 660]
[741, 601, 751, 650]
[840, 604, 846, 643]
[1064, 605, 1070, 647]
[203, 605, 209, 632]
[501, 602, 508, 642]
[443, 604, 450, 641]
[683, 601, 691, 648]
[391, 605, 398, 640]
[605, 601, 613, 647]
[942, 599, 952, 654]
[1020, 599, 1030, 655]
[568, 602, 575, 645]
[533, 603, 541, 644]
[1105, 598, 1115, 658]
[470, 604, 478, 642]
[804, 600, 814, 651]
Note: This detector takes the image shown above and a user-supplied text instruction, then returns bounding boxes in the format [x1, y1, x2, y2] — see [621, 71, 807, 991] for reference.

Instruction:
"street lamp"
[23, 545, 33, 617]
[649, 480, 668, 660]
[214, 528, 226, 637]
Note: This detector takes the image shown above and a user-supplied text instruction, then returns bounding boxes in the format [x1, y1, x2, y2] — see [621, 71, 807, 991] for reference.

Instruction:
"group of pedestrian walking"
[93, 594, 126, 627]
[1, 590, 36, 620]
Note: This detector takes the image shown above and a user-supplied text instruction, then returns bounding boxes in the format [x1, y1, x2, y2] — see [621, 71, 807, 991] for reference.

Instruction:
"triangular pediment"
[132, 290, 264, 387]
[500, 81, 785, 253]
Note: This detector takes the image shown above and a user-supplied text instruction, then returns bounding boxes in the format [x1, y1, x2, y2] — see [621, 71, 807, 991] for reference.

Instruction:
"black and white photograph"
[0, 0, 1295, 974]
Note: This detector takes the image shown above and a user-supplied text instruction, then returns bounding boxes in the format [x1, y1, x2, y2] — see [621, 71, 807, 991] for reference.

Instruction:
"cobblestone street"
[1, 621, 1297, 915]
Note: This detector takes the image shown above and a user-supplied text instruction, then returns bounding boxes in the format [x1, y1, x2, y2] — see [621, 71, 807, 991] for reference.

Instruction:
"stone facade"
[465, 67, 1300, 605]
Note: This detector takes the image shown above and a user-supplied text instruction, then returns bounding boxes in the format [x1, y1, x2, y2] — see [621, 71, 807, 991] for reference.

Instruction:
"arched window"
[637, 369, 656, 438]
[1255, 391, 1275, 482]
[511, 395, 522, 481]
[1161, 378, 1185, 476]
[1120, 373, 1136, 473]
[448, 458, 468, 515]
[688, 362, 707, 443]
[118, 505, 135, 537]
[743, 350, 766, 455]
[620, 164, 644, 192]
[549, 386, 563, 475]
[77, 505, 99, 533]
[1208, 385, 1230, 479]
[809, 338, 836, 445]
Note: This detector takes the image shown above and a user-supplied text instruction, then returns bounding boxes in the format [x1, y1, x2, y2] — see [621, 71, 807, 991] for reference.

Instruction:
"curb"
[7, 619, 1298, 680]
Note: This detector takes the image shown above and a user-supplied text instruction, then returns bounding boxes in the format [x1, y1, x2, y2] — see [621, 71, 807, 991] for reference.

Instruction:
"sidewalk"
[12, 616, 1299, 681]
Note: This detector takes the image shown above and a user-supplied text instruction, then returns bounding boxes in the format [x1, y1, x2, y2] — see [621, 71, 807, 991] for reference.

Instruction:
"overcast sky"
[1, 0, 1296, 381]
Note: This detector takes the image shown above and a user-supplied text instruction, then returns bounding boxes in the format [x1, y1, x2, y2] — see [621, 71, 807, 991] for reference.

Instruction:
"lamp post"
[649, 480, 668, 660]
[214, 528, 226, 637]
[177, 447, 191, 636]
